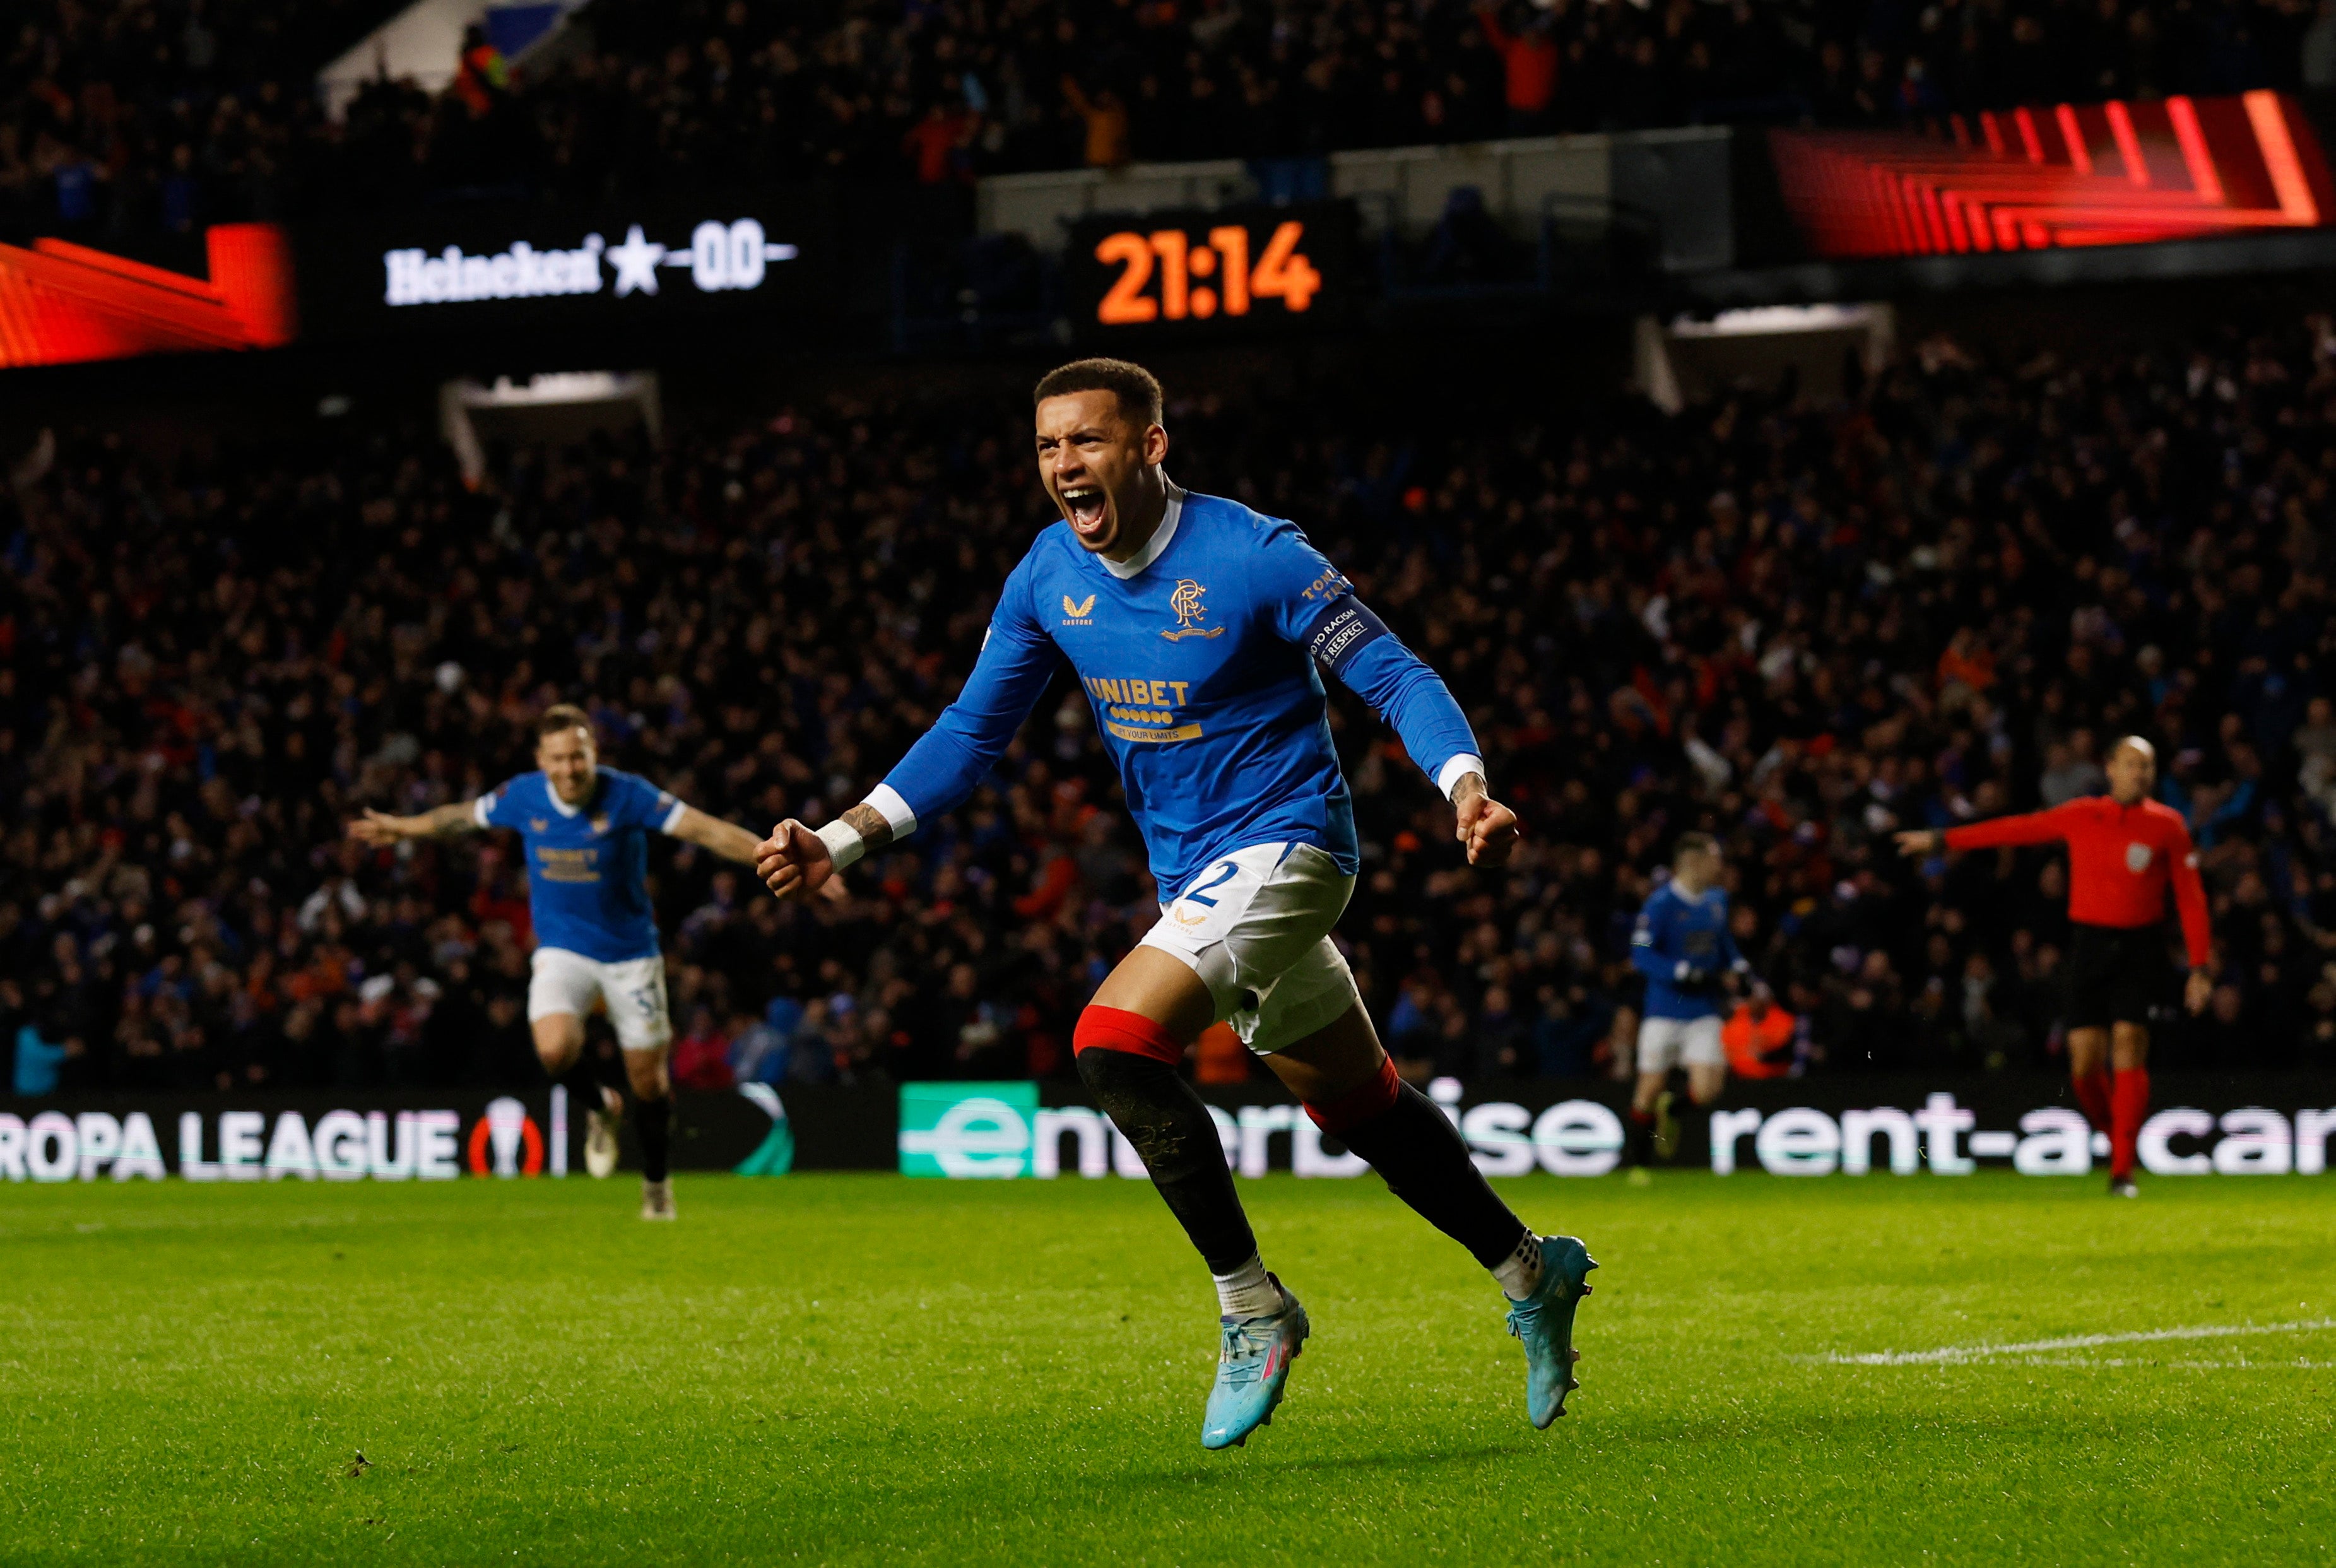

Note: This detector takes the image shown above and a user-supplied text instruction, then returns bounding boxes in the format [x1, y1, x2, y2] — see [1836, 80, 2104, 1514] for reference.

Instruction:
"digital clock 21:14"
[1092, 220, 1322, 325]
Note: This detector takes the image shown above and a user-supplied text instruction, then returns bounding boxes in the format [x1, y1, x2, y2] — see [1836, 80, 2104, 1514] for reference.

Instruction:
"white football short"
[1137, 841, 1359, 1055]
[528, 947, 673, 1053]
[1637, 1013, 1725, 1075]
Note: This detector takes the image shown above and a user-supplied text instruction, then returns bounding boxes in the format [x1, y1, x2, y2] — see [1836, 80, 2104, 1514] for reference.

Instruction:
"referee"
[1896, 737, 2213, 1196]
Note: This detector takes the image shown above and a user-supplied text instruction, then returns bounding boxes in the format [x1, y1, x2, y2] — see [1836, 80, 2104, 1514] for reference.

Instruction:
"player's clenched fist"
[757, 819, 834, 900]
[1452, 776, 1520, 866]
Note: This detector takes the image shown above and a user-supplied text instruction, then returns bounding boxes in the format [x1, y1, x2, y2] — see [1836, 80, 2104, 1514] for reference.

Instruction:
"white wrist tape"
[815, 818, 867, 871]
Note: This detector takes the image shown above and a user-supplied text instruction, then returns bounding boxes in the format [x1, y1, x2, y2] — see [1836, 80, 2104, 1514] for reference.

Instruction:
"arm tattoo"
[841, 803, 895, 853]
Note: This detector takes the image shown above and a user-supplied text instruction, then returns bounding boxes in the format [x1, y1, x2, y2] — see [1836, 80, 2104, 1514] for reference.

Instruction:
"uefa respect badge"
[897, 1083, 1039, 1178]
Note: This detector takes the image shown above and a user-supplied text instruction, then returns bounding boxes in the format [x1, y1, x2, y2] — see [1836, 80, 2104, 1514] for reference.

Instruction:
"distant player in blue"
[1628, 832, 1752, 1164]
[756, 359, 1596, 1448]
[350, 704, 767, 1218]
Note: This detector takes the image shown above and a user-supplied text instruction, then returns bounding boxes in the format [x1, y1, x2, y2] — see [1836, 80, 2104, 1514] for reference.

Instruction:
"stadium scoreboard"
[293, 194, 838, 349]
[1066, 202, 1357, 338]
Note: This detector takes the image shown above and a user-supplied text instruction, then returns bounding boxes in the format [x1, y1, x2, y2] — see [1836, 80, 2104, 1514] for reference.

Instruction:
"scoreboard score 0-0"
[1065, 202, 1356, 337]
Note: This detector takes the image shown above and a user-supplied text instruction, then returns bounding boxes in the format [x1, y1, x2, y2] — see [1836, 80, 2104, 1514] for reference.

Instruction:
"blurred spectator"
[1721, 992, 1795, 1080]
[1060, 77, 1130, 170]
[1475, 3, 1560, 136]
[671, 1006, 735, 1090]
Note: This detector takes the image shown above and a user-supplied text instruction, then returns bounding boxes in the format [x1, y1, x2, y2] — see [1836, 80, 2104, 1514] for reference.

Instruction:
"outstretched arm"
[347, 801, 483, 845]
[1895, 802, 2075, 858]
[668, 805, 764, 866]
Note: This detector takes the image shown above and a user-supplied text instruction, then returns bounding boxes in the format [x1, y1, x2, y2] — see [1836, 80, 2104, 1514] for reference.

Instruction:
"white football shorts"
[528, 947, 673, 1053]
[1637, 1013, 1725, 1075]
[1137, 841, 1359, 1055]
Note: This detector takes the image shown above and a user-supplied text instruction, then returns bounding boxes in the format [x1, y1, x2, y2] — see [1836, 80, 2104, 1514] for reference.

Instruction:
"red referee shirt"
[1943, 796, 2211, 967]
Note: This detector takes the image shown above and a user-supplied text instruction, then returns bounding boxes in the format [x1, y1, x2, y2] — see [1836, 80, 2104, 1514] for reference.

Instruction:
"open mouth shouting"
[1061, 485, 1111, 545]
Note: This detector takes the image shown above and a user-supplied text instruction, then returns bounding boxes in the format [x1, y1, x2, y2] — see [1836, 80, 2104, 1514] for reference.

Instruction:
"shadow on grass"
[1122, 1437, 1540, 1485]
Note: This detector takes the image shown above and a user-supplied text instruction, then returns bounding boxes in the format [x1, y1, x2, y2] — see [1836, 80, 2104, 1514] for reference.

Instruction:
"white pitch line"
[1816, 1317, 2336, 1366]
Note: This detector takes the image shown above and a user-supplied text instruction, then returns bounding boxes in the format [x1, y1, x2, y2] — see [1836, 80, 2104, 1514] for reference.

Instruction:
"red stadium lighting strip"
[2245, 90, 2320, 223]
[1769, 91, 2336, 258]
[2164, 96, 2225, 204]
[2107, 100, 2150, 187]
[2014, 106, 2046, 164]
[2056, 104, 2093, 175]
[0, 223, 295, 370]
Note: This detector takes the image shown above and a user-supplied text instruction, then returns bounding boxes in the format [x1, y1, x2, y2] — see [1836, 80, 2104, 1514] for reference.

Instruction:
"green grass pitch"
[6, 1172, 2334, 1565]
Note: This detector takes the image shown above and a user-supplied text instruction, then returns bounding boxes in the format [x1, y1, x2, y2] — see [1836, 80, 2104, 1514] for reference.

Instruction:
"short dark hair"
[536, 703, 593, 742]
[1674, 832, 1720, 864]
[1034, 357, 1163, 428]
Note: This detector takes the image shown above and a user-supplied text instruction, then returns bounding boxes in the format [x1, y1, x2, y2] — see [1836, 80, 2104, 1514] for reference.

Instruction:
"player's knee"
[1072, 1004, 1187, 1067]
[531, 1017, 583, 1072]
[1073, 1012, 1221, 1176]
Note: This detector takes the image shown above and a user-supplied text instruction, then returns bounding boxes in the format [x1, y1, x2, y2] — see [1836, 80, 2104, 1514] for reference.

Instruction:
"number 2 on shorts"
[1183, 859, 1242, 908]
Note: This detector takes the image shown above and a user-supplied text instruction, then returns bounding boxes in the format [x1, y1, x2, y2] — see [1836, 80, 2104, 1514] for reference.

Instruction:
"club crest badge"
[2125, 841, 2152, 873]
[592, 815, 611, 835]
[1161, 579, 1225, 642]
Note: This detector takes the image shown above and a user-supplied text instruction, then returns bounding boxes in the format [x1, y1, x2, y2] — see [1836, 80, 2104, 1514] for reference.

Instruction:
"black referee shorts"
[2065, 923, 2173, 1030]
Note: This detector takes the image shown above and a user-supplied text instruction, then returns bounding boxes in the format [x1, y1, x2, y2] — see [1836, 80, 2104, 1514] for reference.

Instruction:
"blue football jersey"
[876, 484, 1480, 897]
[1629, 880, 1746, 1020]
[476, 767, 684, 962]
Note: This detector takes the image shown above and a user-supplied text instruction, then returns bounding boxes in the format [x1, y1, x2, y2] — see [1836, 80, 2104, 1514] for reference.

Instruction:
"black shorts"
[2066, 924, 2173, 1030]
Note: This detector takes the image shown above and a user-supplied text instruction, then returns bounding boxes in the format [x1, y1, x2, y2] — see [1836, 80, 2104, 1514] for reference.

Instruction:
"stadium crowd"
[9, 314, 2336, 1098]
[6, 0, 2325, 246]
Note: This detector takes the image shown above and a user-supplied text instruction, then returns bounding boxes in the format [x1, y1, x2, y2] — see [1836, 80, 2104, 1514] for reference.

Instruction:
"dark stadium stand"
[6, 315, 2335, 1097]
[6, 0, 2321, 245]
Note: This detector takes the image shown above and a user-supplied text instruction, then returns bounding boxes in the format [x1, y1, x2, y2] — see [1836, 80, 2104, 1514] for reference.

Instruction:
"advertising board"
[294, 194, 837, 345]
[0, 1085, 795, 1182]
[8, 1077, 2328, 1182]
[894, 1078, 2336, 1181]
[0, 194, 841, 374]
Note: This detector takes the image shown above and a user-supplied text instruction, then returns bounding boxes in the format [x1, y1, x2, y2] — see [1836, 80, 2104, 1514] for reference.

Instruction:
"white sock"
[1492, 1232, 1544, 1301]
[1213, 1254, 1282, 1319]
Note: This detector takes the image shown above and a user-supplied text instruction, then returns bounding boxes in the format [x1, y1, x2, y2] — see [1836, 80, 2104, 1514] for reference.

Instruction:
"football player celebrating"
[350, 704, 769, 1218]
[1896, 736, 2214, 1196]
[757, 359, 1595, 1449]
[1627, 832, 1750, 1164]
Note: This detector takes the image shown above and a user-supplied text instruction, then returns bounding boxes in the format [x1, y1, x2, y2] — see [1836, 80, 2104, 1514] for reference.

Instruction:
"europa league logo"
[466, 1096, 545, 1177]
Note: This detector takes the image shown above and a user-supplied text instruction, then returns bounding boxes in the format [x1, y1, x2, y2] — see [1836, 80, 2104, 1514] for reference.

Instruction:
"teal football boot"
[1506, 1235, 1596, 1428]
[1201, 1279, 1308, 1451]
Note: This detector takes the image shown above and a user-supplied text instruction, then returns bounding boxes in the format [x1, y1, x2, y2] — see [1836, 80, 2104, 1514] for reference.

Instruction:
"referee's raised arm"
[1893, 801, 2073, 859]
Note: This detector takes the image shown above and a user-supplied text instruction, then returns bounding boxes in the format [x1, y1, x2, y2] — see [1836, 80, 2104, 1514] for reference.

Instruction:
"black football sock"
[1330, 1075, 1531, 1270]
[1629, 1107, 1656, 1165]
[1077, 1044, 1259, 1275]
[635, 1094, 673, 1182]
[551, 1051, 622, 1113]
[553, 1059, 601, 1103]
